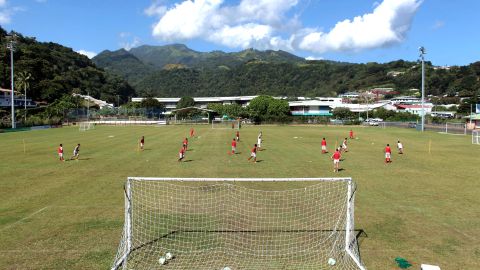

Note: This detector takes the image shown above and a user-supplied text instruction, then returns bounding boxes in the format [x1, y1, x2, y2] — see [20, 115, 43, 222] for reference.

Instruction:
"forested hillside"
[0, 26, 135, 104]
[94, 45, 480, 98]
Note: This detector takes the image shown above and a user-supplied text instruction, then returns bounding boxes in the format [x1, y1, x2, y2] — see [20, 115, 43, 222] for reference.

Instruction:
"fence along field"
[0, 125, 478, 269]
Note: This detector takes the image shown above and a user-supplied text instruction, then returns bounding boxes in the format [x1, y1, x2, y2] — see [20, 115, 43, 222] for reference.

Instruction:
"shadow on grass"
[183, 160, 193, 163]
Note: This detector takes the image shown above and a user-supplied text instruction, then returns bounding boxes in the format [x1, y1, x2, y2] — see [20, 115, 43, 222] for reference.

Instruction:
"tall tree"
[177, 96, 195, 109]
[15, 71, 33, 121]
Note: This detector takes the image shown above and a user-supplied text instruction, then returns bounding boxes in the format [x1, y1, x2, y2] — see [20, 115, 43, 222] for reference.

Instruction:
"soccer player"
[183, 138, 188, 150]
[178, 145, 186, 162]
[397, 140, 404, 154]
[71, 144, 80, 160]
[341, 138, 348, 152]
[247, 144, 257, 163]
[321, 138, 328, 154]
[236, 131, 240, 141]
[385, 144, 392, 163]
[257, 132, 262, 149]
[190, 127, 195, 138]
[58, 144, 64, 162]
[349, 129, 354, 139]
[331, 147, 341, 173]
[231, 138, 237, 154]
[140, 136, 145, 150]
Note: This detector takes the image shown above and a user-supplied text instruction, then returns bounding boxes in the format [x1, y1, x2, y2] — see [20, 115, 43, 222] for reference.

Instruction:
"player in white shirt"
[257, 132, 262, 149]
[397, 140, 403, 154]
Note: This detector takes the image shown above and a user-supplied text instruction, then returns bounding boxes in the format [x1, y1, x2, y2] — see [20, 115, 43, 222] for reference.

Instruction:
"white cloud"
[0, 1, 25, 24]
[432, 20, 445, 30]
[305, 56, 324, 61]
[152, 0, 223, 40]
[147, 0, 422, 54]
[76, 50, 97, 59]
[209, 23, 273, 48]
[299, 0, 422, 53]
[144, 1, 167, 17]
[0, 11, 10, 24]
[119, 36, 141, 51]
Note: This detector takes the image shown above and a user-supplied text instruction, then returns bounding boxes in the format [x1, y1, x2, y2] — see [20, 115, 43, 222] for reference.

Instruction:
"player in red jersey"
[321, 138, 328, 154]
[183, 138, 188, 150]
[190, 128, 195, 138]
[331, 147, 341, 172]
[231, 138, 237, 154]
[140, 136, 145, 150]
[178, 145, 186, 162]
[236, 131, 240, 141]
[58, 144, 64, 162]
[349, 130, 354, 139]
[247, 144, 257, 163]
[385, 144, 392, 163]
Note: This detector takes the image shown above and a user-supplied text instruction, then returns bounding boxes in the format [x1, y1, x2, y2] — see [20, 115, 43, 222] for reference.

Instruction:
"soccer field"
[0, 125, 479, 269]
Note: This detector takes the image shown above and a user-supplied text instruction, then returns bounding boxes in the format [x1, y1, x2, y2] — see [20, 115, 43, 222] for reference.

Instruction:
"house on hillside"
[0, 88, 37, 108]
[395, 104, 433, 116]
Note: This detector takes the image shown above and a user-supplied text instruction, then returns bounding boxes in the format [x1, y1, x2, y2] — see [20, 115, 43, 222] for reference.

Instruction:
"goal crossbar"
[112, 177, 366, 270]
[127, 177, 352, 182]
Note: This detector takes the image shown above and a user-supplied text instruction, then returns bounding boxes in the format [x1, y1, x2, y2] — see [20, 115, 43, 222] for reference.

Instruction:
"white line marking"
[0, 206, 49, 232]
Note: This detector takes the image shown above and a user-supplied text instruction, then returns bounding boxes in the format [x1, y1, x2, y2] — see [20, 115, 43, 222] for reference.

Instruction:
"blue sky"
[1, 0, 479, 66]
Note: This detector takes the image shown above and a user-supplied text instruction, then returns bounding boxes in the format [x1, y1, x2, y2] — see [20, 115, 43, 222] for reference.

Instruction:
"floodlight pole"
[6, 35, 16, 129]
[419, 47, 426, 132]
[87, 91, 90, 122]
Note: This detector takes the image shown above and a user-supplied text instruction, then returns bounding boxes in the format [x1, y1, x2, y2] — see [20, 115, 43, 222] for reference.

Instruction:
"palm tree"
[15, 71, 33, 122]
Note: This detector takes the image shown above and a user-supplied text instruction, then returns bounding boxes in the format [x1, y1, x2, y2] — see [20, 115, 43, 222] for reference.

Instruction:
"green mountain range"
[2, 24, 478, 104]
[94, 44, 480, 99]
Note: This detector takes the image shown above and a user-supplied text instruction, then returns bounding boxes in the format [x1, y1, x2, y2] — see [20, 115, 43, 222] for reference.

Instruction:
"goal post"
[79, 121, 95, 131]
[111, 177, 366, 270]
[473, 130, 480, 145]
[212, 119, 240, 130]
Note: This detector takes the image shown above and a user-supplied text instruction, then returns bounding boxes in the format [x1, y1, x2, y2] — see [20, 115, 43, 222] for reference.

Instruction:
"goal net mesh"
[111, 178, 366, 270]
[473, 130, 480, 144]
[212, 120, 240, 129]
[79, 122, 95, 131]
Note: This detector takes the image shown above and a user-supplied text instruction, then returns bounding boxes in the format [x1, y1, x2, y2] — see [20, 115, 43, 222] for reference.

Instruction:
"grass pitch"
[0, 124, 479, 269]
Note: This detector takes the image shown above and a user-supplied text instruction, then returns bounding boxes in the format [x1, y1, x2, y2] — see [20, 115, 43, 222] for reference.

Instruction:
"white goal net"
[111, 177, 366, 270]
[473, 130, 480, 145]
[79, 122, 95, 131]
[212, 120, 240, 130]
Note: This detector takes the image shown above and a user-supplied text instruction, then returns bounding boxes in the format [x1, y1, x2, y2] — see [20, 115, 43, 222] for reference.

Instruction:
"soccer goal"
[212, 119, 240, 130]
[111, 177, 366, 270]
[473, 130, 480, 145]
[79, 122, 95, 131]
[439, 123, 466, 135]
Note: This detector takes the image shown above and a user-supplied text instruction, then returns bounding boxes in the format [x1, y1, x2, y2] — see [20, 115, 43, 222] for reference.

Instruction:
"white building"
[73, 93, 114, 109]
[390, 96, 422, 105]
[134, 95, 390, 116]
[132, 96, 259, 115]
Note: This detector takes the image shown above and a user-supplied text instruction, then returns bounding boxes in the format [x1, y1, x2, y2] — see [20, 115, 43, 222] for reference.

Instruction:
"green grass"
[0, 125, 479, 269]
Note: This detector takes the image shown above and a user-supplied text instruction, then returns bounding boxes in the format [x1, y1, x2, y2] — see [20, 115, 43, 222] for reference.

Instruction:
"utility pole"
[419, 46, 426, 132]
[6, 34, 16, 129]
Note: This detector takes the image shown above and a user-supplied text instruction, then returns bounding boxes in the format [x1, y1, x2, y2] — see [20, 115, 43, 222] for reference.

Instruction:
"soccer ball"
[328, 257, 336, 266]
[165, 252, 173, 260]
[223, 267, 232, 270]
[159, 256, 166, 265]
